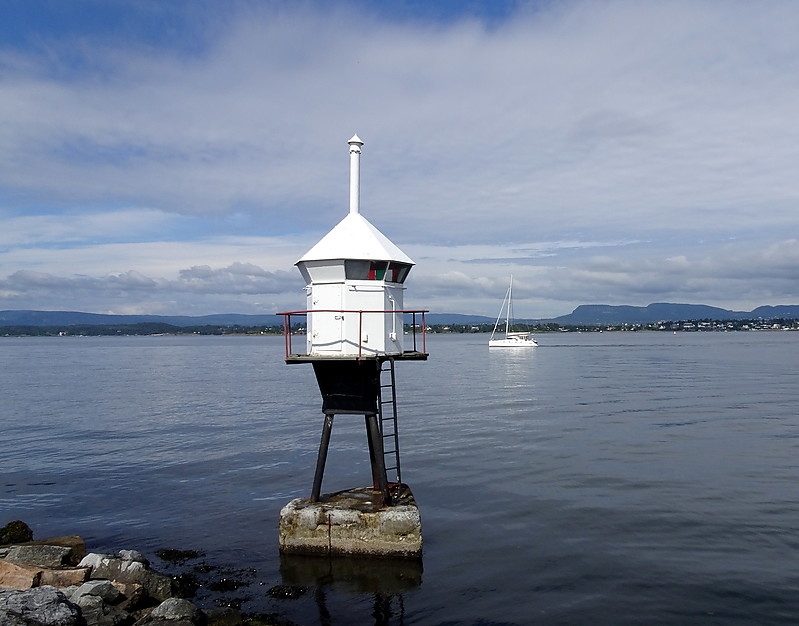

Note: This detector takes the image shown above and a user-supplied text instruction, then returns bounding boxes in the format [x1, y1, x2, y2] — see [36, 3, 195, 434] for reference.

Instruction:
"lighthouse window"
[368, 261, 388, 280]
[346, 260, 410, 282]
[345, 260, 370, 280]
[388, 262, 411, 283]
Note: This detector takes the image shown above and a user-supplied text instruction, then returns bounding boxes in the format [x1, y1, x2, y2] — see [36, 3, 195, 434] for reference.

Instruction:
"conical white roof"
[297, 212, 414, 265]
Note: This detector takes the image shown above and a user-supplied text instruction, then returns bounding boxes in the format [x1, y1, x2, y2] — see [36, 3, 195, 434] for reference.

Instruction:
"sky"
[1, 0, 798, 319]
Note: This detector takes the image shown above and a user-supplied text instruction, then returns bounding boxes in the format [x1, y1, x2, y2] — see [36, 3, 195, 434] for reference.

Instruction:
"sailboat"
[488, 276, 538, 348]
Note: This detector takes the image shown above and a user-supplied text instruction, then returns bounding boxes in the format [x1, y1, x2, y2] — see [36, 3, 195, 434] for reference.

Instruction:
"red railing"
[277, 309, 428, 359]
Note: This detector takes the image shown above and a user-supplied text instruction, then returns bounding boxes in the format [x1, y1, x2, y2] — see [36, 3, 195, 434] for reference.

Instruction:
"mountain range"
[3, 303, 799, 328]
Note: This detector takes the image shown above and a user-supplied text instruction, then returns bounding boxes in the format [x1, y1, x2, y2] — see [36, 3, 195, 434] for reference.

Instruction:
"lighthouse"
[277, 135, 428, 559]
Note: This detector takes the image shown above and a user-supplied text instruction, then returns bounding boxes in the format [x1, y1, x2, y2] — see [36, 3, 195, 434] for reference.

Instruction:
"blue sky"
[1, 0, 798, 318]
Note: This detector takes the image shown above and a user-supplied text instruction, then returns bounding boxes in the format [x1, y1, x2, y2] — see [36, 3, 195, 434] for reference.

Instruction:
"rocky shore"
[0, 521, 291, 626]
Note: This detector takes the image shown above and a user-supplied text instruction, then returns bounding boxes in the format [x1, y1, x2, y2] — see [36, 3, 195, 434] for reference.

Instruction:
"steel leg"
[365, 413, 391, 505]
[311, 413, 334, 502]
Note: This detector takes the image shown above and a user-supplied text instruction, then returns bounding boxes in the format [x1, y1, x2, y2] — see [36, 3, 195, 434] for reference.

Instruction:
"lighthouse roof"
[297, 212, 414, 265]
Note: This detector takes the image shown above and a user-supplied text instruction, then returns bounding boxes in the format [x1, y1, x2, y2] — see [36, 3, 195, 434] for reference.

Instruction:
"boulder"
[0, 559, 43, 589]
[5, 544, 74, 568]
[118, 550, 149, 566]
[40, 568, 91, 588]
[150, 597, 200, 621]
[70, 580, 133, 626]
[110, 581, 150, 613]
[1, 535, 86, 566]
[0, 586, 82, 626]
[73, 593, 127, 626]
[133, 597, 204, 625]
[0, 521, 33, 545]
[79, 553, 173, 601]
[72, 580, 122, 605]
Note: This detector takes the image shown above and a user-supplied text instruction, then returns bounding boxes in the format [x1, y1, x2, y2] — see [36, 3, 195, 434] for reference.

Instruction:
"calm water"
[2, 332, 799, 624]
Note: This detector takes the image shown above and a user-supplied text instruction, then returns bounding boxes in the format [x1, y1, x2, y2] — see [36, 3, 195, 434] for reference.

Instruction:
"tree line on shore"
[3, 318, 799, 337]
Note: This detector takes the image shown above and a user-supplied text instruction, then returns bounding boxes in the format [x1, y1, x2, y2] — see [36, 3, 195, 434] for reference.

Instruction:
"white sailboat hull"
[488, 332, 538, 348]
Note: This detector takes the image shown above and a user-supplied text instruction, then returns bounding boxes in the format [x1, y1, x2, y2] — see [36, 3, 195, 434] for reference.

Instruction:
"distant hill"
[2, 304, 799, 328]
[419, 313, 495, 325]
[548, 303, 799, 325]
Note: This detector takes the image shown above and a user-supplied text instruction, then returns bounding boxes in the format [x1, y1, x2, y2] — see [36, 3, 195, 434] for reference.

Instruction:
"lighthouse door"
[310, 283, 344, 353]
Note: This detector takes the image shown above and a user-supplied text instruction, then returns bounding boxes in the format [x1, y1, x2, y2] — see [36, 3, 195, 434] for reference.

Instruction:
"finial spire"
[348, 134, 364, 214]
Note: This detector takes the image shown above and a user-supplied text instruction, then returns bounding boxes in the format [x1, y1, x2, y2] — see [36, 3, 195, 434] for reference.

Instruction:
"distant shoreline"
[3, 318, 799, 338]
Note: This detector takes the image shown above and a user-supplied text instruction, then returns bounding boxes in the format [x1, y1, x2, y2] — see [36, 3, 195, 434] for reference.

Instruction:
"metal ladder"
[378, 357, 402, 487]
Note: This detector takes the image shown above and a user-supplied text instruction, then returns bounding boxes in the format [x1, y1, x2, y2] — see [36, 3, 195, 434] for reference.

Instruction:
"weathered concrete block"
[0, 560, 43, 589]
[279, 486, 422, 558]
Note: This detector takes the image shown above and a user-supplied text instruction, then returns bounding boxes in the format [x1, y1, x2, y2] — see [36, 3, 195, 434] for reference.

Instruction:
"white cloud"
[1, 0, 799, 317]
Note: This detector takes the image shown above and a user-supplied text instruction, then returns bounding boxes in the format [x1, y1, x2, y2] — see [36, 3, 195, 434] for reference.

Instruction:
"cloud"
[1, 0, 798, 317]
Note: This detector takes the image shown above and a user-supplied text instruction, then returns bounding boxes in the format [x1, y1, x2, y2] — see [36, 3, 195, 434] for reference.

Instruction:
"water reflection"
[279, 553, 422, 625]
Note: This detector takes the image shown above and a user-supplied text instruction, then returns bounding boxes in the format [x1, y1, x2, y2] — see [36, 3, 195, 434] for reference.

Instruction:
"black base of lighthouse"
[311, 360, 380, 414]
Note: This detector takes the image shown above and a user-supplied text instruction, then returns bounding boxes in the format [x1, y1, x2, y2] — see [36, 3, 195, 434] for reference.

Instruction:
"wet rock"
[202, 607, 241, 626]
[154, 550, 204, 565]
[0, 520, 34, 545]
[171, 572, 201, 598]
[0, 586, 82, 626]
[151, 597, 200, 620]
[133, 597, 203, 625]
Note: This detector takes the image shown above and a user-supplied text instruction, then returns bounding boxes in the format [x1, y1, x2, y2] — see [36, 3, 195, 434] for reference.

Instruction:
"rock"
[0, 559, 43, 589]
[72, 580, 122, 604]
[71, 580, 129, 626]
[79, 553, 173, 601]
[119, 550, 149, 566]
[0, 586, 82, 626]
[74, 593, 128, 626]
[133, 598, 204, 625]
[0, 521, 33, 545]
[40, 568, 91, 588]
[78, 554, 115, 570]
[5, 544, 74, 568]
[202, 607, 242, 626]
[110, 581, 150, 613]
[1, 536, 86, 566]
[150, 598, 200, 621]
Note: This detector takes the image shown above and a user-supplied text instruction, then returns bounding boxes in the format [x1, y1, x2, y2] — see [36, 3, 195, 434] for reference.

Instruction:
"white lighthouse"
[278, 136, 426, 559]
[295, 135, 414, 357]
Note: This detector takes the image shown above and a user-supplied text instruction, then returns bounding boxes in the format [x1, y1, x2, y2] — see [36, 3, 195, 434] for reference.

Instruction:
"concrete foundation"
[279, 486, 422, 559]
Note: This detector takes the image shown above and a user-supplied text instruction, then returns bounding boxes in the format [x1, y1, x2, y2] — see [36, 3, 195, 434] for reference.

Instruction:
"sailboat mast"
[506, 275, 513, 336]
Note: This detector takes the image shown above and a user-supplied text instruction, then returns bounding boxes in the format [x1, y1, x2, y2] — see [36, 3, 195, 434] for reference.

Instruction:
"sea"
[2, 331, 798, 625]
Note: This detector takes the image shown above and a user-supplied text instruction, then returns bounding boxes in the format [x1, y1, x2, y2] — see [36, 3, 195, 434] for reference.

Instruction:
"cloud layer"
[1, 0, 798, 317]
